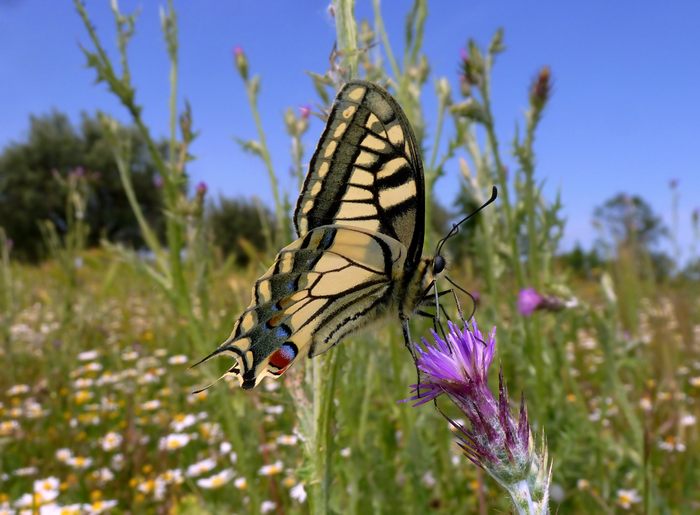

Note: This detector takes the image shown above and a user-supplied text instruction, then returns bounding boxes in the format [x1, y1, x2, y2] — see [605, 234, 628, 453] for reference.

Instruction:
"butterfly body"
[199, 81, 436, 389]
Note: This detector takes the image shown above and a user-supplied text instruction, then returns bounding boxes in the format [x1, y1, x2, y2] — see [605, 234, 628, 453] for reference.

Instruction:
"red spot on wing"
[268, 344, 298, 372]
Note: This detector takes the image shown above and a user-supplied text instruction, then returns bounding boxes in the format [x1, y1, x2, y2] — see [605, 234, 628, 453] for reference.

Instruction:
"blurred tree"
[592, 193, 667, 252]
[206, 196, 275, 267]
[649, 250, 675, 282]
[681, 257, 700, 282]
[0, 111, 165, 261]
[559, 243, 604, 278]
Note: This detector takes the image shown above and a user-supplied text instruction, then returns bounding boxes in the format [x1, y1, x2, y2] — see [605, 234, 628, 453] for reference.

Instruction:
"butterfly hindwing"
[294, 80, 425, 268]
[210, 225, 407, 389]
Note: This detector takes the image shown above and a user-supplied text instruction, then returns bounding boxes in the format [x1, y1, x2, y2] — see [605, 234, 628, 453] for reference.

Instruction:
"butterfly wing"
[294, 80, 425, 268]
[200, 225, 407, 389]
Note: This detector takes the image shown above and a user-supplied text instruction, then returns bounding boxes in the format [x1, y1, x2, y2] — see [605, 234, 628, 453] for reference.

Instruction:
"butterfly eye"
[433, 255, 446, 275]
[268, 343, 298, 373]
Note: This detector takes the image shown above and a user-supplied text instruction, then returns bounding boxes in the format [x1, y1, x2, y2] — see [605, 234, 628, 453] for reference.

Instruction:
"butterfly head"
[432, 254, 446, 276]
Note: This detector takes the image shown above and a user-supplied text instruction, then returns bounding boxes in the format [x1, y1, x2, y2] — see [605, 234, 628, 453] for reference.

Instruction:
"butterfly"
[195, 80, 496, 390]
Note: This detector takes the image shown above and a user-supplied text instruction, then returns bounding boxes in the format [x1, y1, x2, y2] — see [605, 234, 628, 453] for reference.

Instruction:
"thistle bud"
[530, 66, 552, 110]
[284, 108, 297, 135]
[297, 105, 311, 133]
[459, 75, 471, 98]
[436, 78, 452, 107]
[451, 98, 487, 124]
[233, 46, 248, 81]
[193, 181, 207, 217]
[298, 105, 311, 120]
[462, 42, 484, 86]
[359, 20, 374, 47]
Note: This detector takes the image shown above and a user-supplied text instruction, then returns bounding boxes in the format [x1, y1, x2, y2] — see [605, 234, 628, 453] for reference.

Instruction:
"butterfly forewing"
[294, 81, 425, 268]
[211, 225, 407, 389]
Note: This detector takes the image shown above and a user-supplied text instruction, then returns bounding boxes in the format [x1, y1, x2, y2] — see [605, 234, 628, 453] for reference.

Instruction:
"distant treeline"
[0, 111, 271, 265]
[2, 111, 693, 281]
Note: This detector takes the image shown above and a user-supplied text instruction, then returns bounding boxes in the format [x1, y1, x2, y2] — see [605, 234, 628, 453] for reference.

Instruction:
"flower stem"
[333, 0, 358, 78]
[309, 350, 340, 515]
[245, 83, 289, 246]
[507, 479, 541, 515]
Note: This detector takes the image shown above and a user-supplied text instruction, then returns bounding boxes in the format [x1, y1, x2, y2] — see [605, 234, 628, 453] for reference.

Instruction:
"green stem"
[309, 351, 340, 515]
[372, 0, 401, 80]
[333, 0, 358, 78]
[168, 54, 178, 178]
[246, 83, 288, 246]
[111, 141, 165, 265]
[521, 108, 543, 288]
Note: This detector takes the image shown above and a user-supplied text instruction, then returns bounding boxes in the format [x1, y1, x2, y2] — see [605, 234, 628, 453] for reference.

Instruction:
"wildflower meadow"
[1, 1, 699, 514]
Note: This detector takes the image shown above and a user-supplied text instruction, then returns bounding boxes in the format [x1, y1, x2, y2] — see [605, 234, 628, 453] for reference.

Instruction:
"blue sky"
[2, 1, 699, 258]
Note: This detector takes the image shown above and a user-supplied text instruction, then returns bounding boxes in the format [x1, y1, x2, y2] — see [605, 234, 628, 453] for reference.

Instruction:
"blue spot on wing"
[274, 325, 292, 340]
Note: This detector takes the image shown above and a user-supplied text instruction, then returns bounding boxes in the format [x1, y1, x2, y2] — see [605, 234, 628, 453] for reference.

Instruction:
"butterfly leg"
[416, 308, 448, 341]
[400, 314, 424, 397]
[422, 280, 480, 326]
[419, 289, 459, 338]
[400, 315, 416, 359]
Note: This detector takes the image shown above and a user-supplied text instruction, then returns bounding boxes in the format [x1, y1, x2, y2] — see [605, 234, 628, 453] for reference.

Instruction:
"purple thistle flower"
[408, 319, 551, 513]
[409, 321, 528, 471]
[410, 321, 495, 406]
[517, 288, 543, 316]
[196, 181, 208, 197]
[518, 287, 569, 317]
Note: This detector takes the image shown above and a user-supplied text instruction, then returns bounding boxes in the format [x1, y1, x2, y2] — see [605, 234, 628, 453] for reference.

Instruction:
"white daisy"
[196, 468, 234, 489]
[186, 457, 217, 478]
[159, 433, 191, 451]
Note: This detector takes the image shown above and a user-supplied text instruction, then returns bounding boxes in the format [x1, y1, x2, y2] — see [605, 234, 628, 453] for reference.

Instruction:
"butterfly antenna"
[434, 186, 498, 258]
